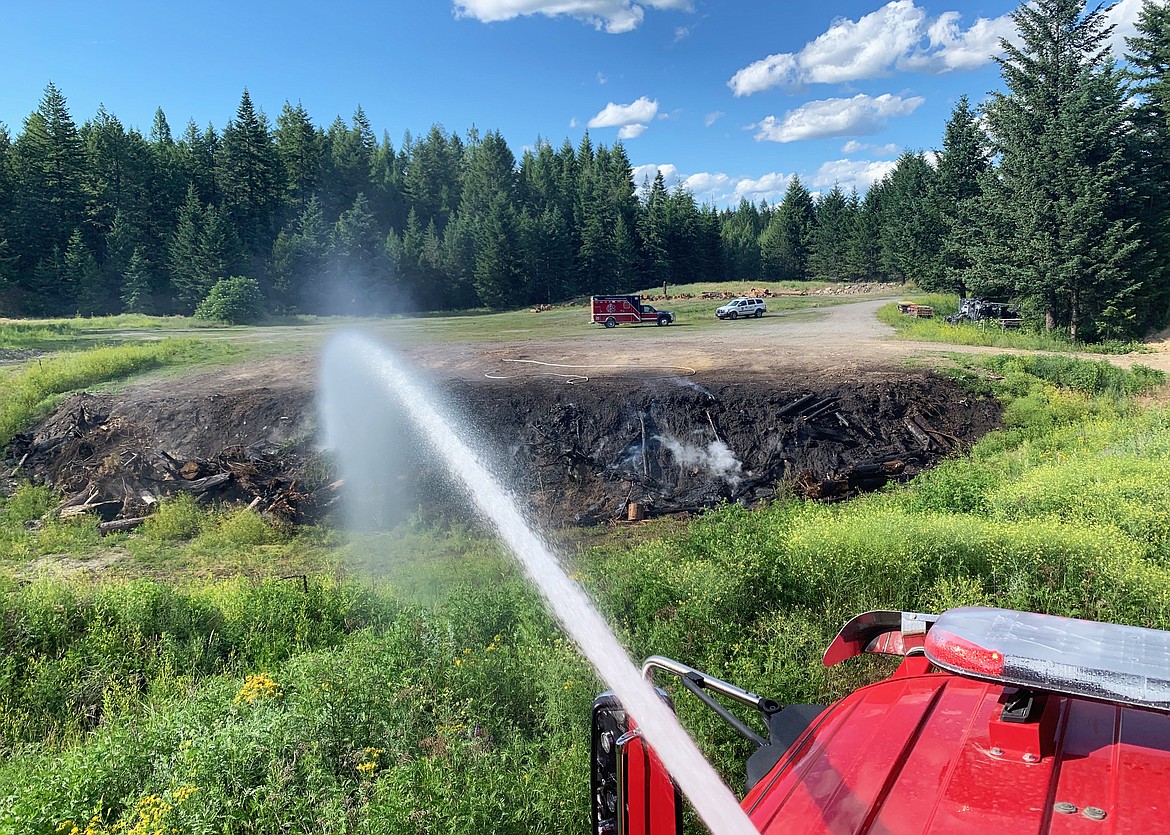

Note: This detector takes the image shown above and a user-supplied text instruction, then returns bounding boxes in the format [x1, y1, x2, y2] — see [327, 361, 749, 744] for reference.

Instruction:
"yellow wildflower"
[234, 673, 282, 704]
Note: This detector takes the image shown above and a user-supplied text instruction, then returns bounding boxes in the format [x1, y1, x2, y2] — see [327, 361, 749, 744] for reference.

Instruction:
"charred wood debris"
[3, 375, 997, 531]
[7, 395, 336, 532]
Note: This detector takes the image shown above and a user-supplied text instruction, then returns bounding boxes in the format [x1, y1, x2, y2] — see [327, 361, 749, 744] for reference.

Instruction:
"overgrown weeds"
[2, 353, 1170, 832]
[0, 340, 239, 446]
[878, 298, 1145, 353]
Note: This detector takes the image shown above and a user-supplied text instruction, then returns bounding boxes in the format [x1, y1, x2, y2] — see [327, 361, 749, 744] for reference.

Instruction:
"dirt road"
[195, 296, 1170, 388]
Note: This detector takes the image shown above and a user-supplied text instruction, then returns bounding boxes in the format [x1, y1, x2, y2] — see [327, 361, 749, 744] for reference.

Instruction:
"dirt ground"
[11, 295, 1155, 527]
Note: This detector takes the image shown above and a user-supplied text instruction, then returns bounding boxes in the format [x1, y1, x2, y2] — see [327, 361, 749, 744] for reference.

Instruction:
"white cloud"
[802, 1, 926, 83]
[842, 139, 898, 156]
[597, 71, 608, 85]
[728, 53, 800, 98]
[732, 172, 793, 203]
[1107, 0, 1143, 52]
[618, 123, 648, 139]
[753, 93, 924, 143]
[588, 96, 659, 128]
[631, 164, 796, 205]
[569, 117, 580, 128]
[705, 111, 725, 127]
[683, 172, 732, 197]
[903, 11, 1015, 72]
[632, 163, 683, 194]
[631, 159, 678, 185]
[728, 1, 1014, 95]
[452, 0, 690, 34]
[674, 26, 690, 41]
[811, 158, 899, 192]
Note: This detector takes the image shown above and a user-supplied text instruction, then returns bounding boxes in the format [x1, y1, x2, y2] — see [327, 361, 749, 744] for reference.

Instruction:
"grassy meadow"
[0, 351, 1167, 833]
[2, 296, 1169, 834]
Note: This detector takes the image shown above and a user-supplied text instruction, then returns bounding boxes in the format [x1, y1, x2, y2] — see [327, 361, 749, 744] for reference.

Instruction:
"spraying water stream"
[320, 333, 758, 835]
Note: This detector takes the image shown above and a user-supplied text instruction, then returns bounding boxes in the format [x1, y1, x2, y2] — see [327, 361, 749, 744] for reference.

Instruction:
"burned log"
[60, 500, 122, 522]
[169, 472, 231, 494]
[99, 517, 146, 535]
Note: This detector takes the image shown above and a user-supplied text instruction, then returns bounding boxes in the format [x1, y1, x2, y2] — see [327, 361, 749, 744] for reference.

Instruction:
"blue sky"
[0, 0, 1146, 206]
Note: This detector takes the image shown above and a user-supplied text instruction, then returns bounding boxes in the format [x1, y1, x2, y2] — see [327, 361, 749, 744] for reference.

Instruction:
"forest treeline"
[0, 0, 1168, 341]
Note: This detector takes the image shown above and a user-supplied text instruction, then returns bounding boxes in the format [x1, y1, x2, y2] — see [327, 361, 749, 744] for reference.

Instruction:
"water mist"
[320, 333, 758, 835]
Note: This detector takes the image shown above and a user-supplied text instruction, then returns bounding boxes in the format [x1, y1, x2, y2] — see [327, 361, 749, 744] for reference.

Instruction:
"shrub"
[142, 493, 203, 541]
[194, 277, 263, 324]
[981, 354, 1163, 398]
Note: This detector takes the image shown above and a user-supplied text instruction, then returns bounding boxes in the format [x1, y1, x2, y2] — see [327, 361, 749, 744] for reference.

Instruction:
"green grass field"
[2, 293, 1169, 834]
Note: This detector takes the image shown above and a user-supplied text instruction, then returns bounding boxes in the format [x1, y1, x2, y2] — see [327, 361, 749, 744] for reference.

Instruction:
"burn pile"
[7, 387, 330, 528]
[3, 366, 1000, 531]
[442, 370, 1001, 525]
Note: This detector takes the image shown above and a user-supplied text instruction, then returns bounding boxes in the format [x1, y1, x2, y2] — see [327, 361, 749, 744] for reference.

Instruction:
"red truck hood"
[744, 673, 1170, 834]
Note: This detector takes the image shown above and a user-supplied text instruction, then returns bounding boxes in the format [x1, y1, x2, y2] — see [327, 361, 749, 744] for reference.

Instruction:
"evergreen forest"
[0, 0, 1168, 342]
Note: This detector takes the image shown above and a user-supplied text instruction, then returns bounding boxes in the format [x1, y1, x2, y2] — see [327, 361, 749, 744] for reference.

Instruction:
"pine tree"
[329, 193, 389, 312]
[27, 249, 65, 315]
[405, 125, 462, 231]
[369, 131, 406, 233]
[199, 204, 242, 288]
[65, 229, 103, 314]
[12, 83, 87, 280]
[82, 106, 152, 250]
[664, 187, 701, 285]
[981, 0, 1144, 339]
[696, 205, 722, 283]
[439, 211, 478, 309]
[637, 171, 670, 288]
[473, 191, 522, 308]
[461, 129, 516, 220]
[0, 240, 18, 313]
[103, 210, 141, 305]
[760, 177, 814, 281]
[0, 126, 15, 304]
[323, 108, 376, 220]
[533, 205, 573, 303]
[808, 184, 854, 281]
[275, 101, 324, 216]
[217, 90, 282, 257]
[612, 212, 637, 292]
[720, 200, 763, 282]
[878, 152, 940, 285]
[178, 120, 219, 205]
[846, 187, 883, 282]
[121, 246, 152, 313]
[144, 109, 185, 279]
[169, 185, 207, 311]
[927, 97, 991, 297]
[269, 196, 329, 312]
[1125, 0, 1170, 332]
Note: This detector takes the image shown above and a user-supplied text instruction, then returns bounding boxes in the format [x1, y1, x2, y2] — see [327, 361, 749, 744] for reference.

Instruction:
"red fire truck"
[591, 295, 674, 328]
[591, 606, 1170, 834]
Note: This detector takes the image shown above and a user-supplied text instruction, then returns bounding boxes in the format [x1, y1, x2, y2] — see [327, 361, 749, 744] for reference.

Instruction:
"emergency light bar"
[924, 607, 1170, 713]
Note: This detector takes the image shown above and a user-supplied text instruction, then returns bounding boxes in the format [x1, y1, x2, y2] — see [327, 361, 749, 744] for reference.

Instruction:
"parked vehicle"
[946, 298, 1022, 328]
[716, 298, 766, 320]
[591, 295, 674, 328]
[591, 606, 1170, 834]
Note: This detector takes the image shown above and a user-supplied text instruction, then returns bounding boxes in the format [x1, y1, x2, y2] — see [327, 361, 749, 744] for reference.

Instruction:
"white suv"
[715, 297, 766, 320]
